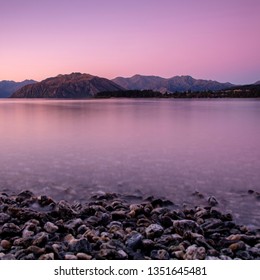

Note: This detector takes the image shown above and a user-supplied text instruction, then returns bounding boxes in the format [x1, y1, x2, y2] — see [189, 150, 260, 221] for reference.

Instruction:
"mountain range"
[112, 74, 234, 93]
[0, 72, 259, 98]
[0, 80, 36, 98]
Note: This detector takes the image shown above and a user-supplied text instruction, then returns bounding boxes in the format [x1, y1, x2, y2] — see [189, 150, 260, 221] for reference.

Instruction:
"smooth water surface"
[0, 99, 259, 226]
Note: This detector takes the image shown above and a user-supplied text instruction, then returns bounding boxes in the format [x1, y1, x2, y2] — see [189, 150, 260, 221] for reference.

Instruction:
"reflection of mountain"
[113, 74, 234, 93]
[11, 73, 124, 98]
[0, 80, 36, 98]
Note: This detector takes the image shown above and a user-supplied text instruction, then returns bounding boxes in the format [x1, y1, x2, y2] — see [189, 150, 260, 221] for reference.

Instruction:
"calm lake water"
[0, 98, 259, 226]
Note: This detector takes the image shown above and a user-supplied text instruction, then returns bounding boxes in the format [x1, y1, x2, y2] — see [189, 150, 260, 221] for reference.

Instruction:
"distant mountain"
[254, 80, 260, 85]
[113, 75, 234, 93]
[0, 80, 36, 98]
[11, 73, 124, 98]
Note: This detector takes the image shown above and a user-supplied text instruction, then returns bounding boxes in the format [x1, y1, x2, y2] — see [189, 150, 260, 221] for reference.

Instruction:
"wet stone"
[126, 233, 143, 250]
[1, 240, 12, 250]
[55, 200, 76, 218]
[68, 238, 92, 254]
[39, 253, 54, 260]
[229, 241, 246, 252]
[184, 245, 206, 260]
[32, 232, 49, 247]
[207, 196, 218, 207]
[76, 252, 92, 260]
[111, 210, 127, 220]
[145, 224, 164, 239]
[65, 254, 78, 260]
[0, 253, 16, 260]
[0, 213, 11, 224]
[20, 253, 35, 260]
[44, 222, 58, 233]
[235, 250, 252, 260]
[27, 245, 45, 256]
[150, 249, 170, 260]
[2, 223, 21, 235]
[115, 249, 128, 260]
[0, 190, 259, 260]
[172, 220, 203, 236]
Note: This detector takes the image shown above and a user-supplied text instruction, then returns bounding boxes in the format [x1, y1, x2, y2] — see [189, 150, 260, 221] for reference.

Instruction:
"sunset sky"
[1, 0, 259, 84]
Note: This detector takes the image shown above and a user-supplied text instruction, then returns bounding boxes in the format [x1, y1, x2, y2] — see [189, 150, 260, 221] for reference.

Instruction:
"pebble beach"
[0, 190, 259, 260]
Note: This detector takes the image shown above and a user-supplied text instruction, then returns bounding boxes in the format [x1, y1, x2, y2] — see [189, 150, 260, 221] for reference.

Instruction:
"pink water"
[0, 99, 259, 226]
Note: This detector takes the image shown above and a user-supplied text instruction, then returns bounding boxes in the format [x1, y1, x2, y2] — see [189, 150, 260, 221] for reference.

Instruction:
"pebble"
[150, 249, 169, 260]
[208, 196, 219, 207]
[0, 190, 259, 260]
[76, 252, 92, 260]
[145, 224, 164, 239]
[1, 240, 11, 250]
[68, 238, 92, 254]
[0, 213, 11, 224]
[44, 222, 58, 233]
[126, 233, 143, 250]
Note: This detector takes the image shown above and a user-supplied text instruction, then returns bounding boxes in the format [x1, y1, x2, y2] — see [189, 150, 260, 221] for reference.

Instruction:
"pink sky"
[1, 0, 259, 84]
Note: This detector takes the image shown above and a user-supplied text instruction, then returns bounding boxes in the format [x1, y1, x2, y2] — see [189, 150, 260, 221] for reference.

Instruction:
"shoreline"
[0, 190, 259, 260]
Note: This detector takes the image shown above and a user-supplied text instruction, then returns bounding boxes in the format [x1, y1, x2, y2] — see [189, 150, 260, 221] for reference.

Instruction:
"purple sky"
[1, 0, 259, 84]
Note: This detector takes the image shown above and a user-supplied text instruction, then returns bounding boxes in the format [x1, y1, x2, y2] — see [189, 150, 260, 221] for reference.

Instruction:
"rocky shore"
[0, 190, 259, 260]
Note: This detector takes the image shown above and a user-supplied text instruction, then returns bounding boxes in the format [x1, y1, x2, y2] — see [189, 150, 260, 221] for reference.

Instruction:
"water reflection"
[0, 99, 259, 226]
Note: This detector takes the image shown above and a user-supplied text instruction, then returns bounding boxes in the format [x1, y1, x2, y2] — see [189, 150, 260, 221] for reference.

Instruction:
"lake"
[0, 98, 259, 226]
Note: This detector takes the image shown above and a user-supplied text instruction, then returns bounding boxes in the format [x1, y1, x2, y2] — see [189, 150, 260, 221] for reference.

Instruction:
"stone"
[156, 234, 183, 246]
[13, 237, 33, 247]
[2, 223, 21, 235]
[1, 240, 12, 250]
[55, 200, 76, 218]
[44, 222, 59, 233]
[115, 249, 128, 260]
[229, 241, 246, 252]
[39, 253, 54, 260]
[0, 253, 16, 260]
[142, 239, 155, 249]
[172, 220, 203, 235]
[129, 204, 143, 216]
[173, 250, 185, 259]
[207, 196, 218, 207]
[27, 245, 45, 255]
[38, 195, 55, 207]
[76, 253, 92, 260]
[235, 250, 252, 260]
[65, 218, 83, 230]
[145, 224, 164, 239]
[32, 232, 48, 246]
[22, 229, 34, 238]
[184, 245, 206, 260]
[21, 253, 35, 260]
[150, 249, 170, 260]
[0, 213, 11, 224]
[159, 215, 173, 228]
[68, 238, 92, 254]
[136, 218, 151, 227]
[126, 233, 143, 250]
[65, 254, 77, 260]
[111, 210, 127, 220]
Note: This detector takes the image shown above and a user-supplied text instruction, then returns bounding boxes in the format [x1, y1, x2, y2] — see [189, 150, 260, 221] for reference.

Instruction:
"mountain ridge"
[11, 73, 124, 98]
[0, 80, 36, 98]
[112, 75, 234, 93]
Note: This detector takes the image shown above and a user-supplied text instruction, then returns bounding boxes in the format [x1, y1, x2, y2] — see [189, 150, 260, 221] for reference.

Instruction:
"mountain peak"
[11, 73, 124, 98]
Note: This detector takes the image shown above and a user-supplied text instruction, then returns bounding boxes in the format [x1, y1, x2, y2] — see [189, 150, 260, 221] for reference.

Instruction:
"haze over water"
[0, 99, 259, 226]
